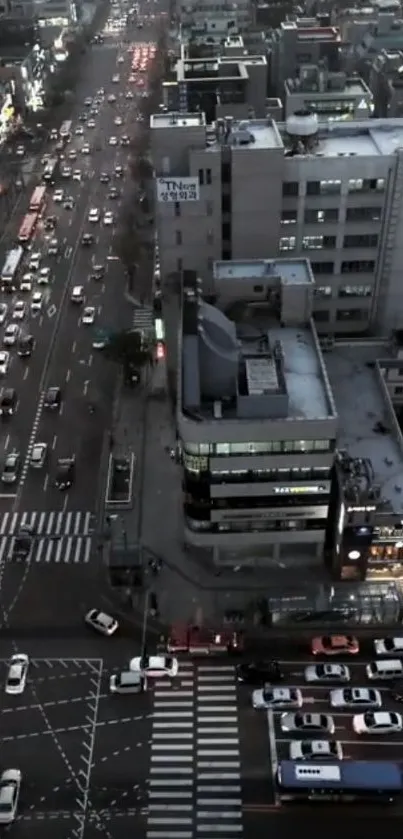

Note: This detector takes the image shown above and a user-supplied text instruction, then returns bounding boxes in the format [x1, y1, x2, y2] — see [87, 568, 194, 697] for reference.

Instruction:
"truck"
[167, 623, 243, 655]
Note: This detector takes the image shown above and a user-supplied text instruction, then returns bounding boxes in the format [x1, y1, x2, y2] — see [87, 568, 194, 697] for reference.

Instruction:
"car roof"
[372, 712, 395, 723]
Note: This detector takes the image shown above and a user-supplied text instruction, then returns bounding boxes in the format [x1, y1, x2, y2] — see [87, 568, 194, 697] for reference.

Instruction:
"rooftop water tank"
[286, 109, 319, 138]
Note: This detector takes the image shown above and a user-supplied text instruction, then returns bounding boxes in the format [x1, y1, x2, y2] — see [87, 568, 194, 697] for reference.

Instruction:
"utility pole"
[140, 586, 150, 659]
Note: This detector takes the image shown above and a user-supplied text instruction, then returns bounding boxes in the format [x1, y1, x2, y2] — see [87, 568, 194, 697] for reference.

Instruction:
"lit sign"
[156, 177, 200, 203]
[347, 505, 376, 513]
[274, 485, 327, 494]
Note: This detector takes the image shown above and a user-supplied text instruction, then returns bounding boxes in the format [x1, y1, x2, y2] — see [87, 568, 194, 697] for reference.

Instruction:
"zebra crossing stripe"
[0, 511, 93, 536]
[0, 511, 94, 564]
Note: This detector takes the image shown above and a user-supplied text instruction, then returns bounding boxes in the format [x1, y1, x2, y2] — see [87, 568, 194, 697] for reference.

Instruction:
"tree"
[129, 155, 153, 186]
[103, 329, 153, 384]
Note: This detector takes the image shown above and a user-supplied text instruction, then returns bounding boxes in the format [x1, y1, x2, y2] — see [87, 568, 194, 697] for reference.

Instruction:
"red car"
[311, 634, 359, 656]
[167, 623, 243, 655]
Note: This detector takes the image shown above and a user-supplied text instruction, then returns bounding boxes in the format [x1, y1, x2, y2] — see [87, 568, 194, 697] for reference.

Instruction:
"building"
[284, 67, 373, 121]
[0, 42, 51, 116]
[269, 18, 342, 97]
[0, 0, 79, 29]
[177, 0, 252, 45]
[343, 10, 403, 81]
[163, 44, 269, 122]
[151, 110, 403, 341]
[369, 48, 403, 117]
[178, 260, 337, 568]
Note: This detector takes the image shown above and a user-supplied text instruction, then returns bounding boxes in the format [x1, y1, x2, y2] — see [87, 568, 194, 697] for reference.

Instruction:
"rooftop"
[285, 76, 370, 97]
[150, 112, 205, 129]
[279, 118, 403, 157]
[326, 344, 403, 515]
[214, 258, 314, 285]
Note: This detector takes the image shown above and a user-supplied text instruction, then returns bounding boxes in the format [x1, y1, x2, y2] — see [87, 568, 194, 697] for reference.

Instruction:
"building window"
[281, 210, 297, 225]
[343, 234, 378, 248]
[198, 169, 204, 185]
[206, 168, 212, 185]
[313, 310, 330, 322]
[207, 257, 213, 271]
[346, 206, 382, 222]
[320, 179, 341, 195]
[302, 235, 336, 250]
[341, 260, 375, 274]
[348, 178, 364, 192]
[364, 177, 385, 192]
[314, 286, 332, 297]
[177, 257, 183, 271]
[306, 181, 320, 195]
[304, 208, 339, 223]
[311, 261, 334, 275]
[207, 229, 214, 244]
[282, 181, 299, 196]
[336, 308, 366, 321]
[206, 200, 213, 216]
[175, 230, 182, 245]
[394, 387, 403, 395]
[338, 285, 372, 297]
[174, 202, 181, 217]
[279, 236, 296, 251]
[253, 284, 263, 293]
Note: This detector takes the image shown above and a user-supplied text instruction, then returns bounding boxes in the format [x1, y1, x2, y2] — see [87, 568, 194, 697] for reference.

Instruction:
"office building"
[178, 260, 337, 567]
[151, 111, 403, 340]
[177, 0, 252, 46]
[269, 19, 342, 97]
[284, 67, 373, 121]
[370, 49, 403, 117]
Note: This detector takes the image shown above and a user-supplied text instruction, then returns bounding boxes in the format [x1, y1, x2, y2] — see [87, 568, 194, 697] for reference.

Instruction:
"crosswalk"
[148, 662, 243, 839]
[0, 511, 94, 564]
[132, 305, 154, 334]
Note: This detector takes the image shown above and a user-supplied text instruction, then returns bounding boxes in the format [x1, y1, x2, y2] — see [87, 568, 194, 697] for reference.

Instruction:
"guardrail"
[105, 452, 135, 510]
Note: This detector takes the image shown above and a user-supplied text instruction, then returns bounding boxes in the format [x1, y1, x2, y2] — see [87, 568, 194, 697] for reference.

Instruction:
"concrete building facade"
[284, 67, 373, 121]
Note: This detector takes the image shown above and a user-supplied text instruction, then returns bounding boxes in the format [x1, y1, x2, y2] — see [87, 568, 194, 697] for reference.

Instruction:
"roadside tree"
[103, 329, 153, 384]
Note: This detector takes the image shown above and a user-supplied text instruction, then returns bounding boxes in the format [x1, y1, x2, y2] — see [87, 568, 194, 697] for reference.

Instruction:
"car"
[0, 387, 17, 417]
[12, 301, 25, 320]
[49, 127, 59, 138]
[114, 116, 123, 126]
[374, 637, 403, 656]
[311, 635, 359, 656]
[44, 386, 61, 409]
[108, 186, 119, 199]
[114, 164, 123, 177]
[82, 306, 96, 325]
[281, 712, 336, 735]
[30, 292, 43, 313]
[109, 136, 118, 146]
[61, 166, 72, 178]
[117, 56, 124, 63]
[75, 126, 84, 135]
[29, 252, 41, 270]
[0, 769, 22, 824]
[84, 97, 92, 106]
[29, 442, 47, 469]
[5, 653, 29, 694]
[0, 351, 10, 376]
[353, 710, 403, 735]
[112, 74, 120, 82]
[3, 324, 19, 346]
[120, 135, 130, 146]
[91, 263, 105, 280]
[88, 208, 100, 222]
[100, 172, 110, 183]
[330, 687, 382, 709]
[53, 189, 64, 202]
[73, 170, 82, 182]
[125, 91, 134, 99]
[289, 739, 343, 761]
[63, 196, 75, 210]
[17, 335, 33, 358]
[130, 655, 179, 678]
[55, 455, 75, 490]
[82, 144, 90, 154]
[16, 145, 25, 157]
[44, 215, 57, 230]
[103, 211, 114, 226]
[85, 608, 118, 636]
[252, 685, 303, 710]
[1, 451, 20, 483]
[82, 233, 95, 246]
[92, 329, 109, 349]
[108, 94, 116, 103]
[236, 660, 283, 685]
[304, 663, 351, 683]
[0, 303, 7, 324]
[87, 119, 96, 129]
[48, 238, 59, 255]
[37, 267, 51, 285]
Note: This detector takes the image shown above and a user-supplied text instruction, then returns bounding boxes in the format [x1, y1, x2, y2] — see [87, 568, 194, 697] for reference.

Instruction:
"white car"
[87, 120, 96, 129]
[85, 609, 118, 636]
[3, 324, 19, 346]
[48, 239, 59, 256]
[72, 170, 82, 182]
[82, 144, 90, 154]
[29, 252, 41, 270]
[12, 301, 25, 320]
[117, 56, 124, 63]
[130, 655, 179, 678]
[16, 145, 25, 156]
[0, 303, 7, 324]
[0, 769, 21, 824]
[5, 654, 29, 694]
[103, 211, 114, 226]
[330, 687, 382, 709]
[125, 91, 134, 99]
[0, 351, 10, 375]
[374, 637, 403, 656]
[353, 710, 403, 735]
[88, 208, 100, 222]
[20, 273, 33, 291]
[82, 306, 95, 325]
[114, 116, 123, 126]
[112, 74, 120, 82]
[109, 136, 118, 146]
[75, 126, 84, 135]
[68, 149, 77, 160]
[108, 94, 116, 103]
[29, 443, 47, 469]
[61, 166, 72, 178]
[252, 686, 303, 711]
[281, 712, 335, 735]
[53, 189, 64, 202]
[304, 663, 350, 684]
[289, 740, 343, 761]
[37, 267, 51, 284]
[31, 292, 43, 313]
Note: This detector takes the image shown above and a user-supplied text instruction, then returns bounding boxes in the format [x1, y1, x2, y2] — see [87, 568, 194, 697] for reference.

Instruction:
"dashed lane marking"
[1, 693, 109, 713]
[0, 715, 153, 741]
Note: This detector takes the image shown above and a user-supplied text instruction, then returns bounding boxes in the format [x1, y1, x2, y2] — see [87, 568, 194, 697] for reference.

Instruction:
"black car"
[44, 215, 57, 231]
[0, 388, 17, 417]
[236, 660, 284, 685]
[82, 233, 95, 246]
[17, 334, 34, 358]
[78, 114, 87, 122]
[55, 456, 75, 490]
[12, 528, 33, 559]
[100, 172, 110, 183]
[90, 264, 105, 280]
[44, 386, 61, 410]
[120, 135, 130, 146]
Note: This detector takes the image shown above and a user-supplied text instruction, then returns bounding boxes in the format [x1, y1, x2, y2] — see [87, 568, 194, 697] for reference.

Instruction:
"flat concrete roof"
[205, 118, 283, 151]
[150, 112, 205, 129]
[214, 258, 314, 285]
[326, 344, 403, 514]
[270, 325, 330, 419]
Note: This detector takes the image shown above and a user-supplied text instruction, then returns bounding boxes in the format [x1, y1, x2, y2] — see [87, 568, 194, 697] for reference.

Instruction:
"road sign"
[47, 304, 56, 318]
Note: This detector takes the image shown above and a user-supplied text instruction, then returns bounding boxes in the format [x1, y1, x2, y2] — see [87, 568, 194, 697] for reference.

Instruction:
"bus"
[29, 186, 47, 213]
[1, 247, 24, 291]
[42, 158, 58, 185]
[276, 761, 403, 804]
[59, 120, 72, 142]
[18, 213, 38, 244]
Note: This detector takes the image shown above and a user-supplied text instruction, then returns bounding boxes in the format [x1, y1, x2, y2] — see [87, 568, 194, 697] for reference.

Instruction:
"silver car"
[330, 687, 382, 709]
[289, 739, 343, 761]
[305, 663, 350, 684]
[85, 609, 118, 636]
[281, 712, 335, 735]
